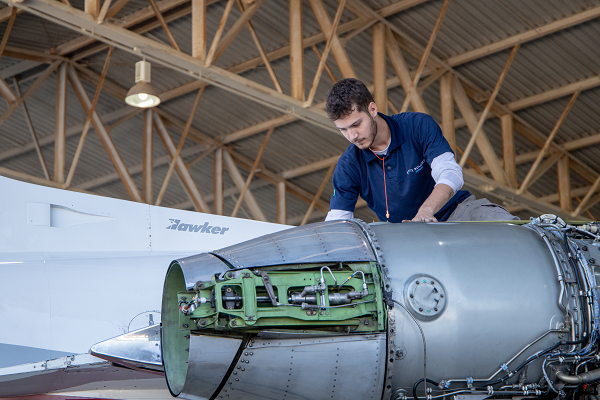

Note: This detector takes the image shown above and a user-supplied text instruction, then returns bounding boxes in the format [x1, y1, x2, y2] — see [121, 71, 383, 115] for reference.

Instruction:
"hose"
[412, 379, 439, 400]
[555, 369, 600, 384]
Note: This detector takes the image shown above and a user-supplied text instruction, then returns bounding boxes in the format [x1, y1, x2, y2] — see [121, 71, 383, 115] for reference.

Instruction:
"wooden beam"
[212, 0, 266, 63]
[459, 44, 519, 168]
[312, 45, 338, 83]
[573, 173, 600, 218]
[0, 7, 17, 69]
[399, 0, 449, 113]
[223, 149, 267, 221]
[372, 22, 387, 113]
[186, 144, 216, 169]
[385, 26, 427, 113]
[557, 155, 571, 211]
[500, 113, 516, 188]
[67, 65, 143, 203]
[155, 88, 203, 206]
[214, 147, 224, 215]
[65, 47, 114, 188]
[231, 127, 274, 217]
[85, 0, 100, 18]
[104, 0, 131, 21]
[143, 109, 153, 203]
[205, 0, 235, 66]
[518, 91, 579, 194]
[147, 0, 180, 50]
[237, 0, 283, 93]
[439, 72, 454, 152]
[300, 164, 335, 226]
[307, 0, 357, 79]
[277, 181, 287, 224]
[152, 112, 211, 212]
[192, 0, 206, 60]
[305, 0, 347, 107]
[281, 155, 339, 179]
[290, 0, 304, 101]
[55, 62, 67, 184]
[13, 80, 50, 180]
[446, 4, 600, 67]
[96, 0, 113, 23]
[452, 75, 507, 184]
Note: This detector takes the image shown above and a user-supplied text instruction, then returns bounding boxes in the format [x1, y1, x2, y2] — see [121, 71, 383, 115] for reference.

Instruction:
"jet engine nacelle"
[159, 219, 600, 400]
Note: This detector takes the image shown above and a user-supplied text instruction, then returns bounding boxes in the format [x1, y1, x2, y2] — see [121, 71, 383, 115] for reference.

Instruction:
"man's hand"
[402, 207, 438, 223]
[402, 184, 454, 223]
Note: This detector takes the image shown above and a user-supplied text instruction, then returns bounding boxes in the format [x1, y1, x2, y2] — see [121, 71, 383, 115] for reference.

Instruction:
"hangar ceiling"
[0, 0, 599, 224]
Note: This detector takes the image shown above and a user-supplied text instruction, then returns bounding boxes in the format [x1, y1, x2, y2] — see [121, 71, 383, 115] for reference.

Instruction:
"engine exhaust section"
[161, 217, 600, 400]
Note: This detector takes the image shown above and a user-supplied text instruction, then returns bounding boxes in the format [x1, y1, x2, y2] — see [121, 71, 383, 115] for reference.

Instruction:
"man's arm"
[404, 183, 454, 222]
[404, 152, 463, 222]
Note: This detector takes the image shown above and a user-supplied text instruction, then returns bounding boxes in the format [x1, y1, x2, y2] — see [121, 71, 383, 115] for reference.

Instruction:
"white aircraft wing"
[0, 176, 289, 399]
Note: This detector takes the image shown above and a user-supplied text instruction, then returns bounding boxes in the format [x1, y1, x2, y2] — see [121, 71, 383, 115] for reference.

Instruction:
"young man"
[325, 78, 518, 223]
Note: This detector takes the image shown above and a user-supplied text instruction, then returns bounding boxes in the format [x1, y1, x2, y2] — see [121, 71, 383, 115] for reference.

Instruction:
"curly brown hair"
[325, 78, 374, 121]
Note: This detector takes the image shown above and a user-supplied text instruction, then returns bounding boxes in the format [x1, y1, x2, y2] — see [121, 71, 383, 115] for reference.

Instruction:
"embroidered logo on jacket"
[406, 159, 425, 175]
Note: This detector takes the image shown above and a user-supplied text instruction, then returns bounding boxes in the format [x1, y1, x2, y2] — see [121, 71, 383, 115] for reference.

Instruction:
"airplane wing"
[0, 176, 289, 399]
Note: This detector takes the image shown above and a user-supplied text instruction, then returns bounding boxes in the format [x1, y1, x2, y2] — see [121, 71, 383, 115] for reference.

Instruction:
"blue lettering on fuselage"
[166, 219, 230, 235]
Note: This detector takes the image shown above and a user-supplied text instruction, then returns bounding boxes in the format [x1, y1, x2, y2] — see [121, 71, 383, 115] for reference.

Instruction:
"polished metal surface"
[210, 220, 377, 269]
[175, 252, 230, 290]
[180, 335, 243, 400]
[90, 325, 162, 372]
[213, 333, 386, 400]
[370, 222, 564, 389]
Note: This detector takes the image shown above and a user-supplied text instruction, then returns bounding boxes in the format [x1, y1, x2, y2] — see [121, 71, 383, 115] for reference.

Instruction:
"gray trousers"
[446, 195, 520, 222]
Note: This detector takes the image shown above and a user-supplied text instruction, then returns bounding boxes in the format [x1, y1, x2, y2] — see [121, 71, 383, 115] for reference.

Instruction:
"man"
[325, 78, 518, 223]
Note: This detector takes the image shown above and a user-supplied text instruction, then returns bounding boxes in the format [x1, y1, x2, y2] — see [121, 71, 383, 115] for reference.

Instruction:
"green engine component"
[172, 262, 386, 334]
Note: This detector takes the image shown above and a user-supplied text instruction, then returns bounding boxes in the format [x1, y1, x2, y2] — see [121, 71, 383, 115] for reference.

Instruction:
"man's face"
[334, 104, 377, 150]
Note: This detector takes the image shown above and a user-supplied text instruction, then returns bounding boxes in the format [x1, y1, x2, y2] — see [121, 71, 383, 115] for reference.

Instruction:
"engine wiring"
[397, 216, 600, 400]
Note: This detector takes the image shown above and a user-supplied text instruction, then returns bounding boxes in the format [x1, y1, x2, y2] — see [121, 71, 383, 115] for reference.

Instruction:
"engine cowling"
[161, 218, 600, 400]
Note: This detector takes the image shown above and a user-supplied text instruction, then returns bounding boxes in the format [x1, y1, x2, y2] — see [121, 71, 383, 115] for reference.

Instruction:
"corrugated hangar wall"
[0, 0, 600, 224]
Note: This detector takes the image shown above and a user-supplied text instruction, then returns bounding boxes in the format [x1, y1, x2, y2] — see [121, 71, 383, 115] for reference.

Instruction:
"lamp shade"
[125, 81, 161, 108]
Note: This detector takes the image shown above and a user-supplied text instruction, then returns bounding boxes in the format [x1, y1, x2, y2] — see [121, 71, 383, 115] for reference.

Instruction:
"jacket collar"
[362, 113, 405, 162]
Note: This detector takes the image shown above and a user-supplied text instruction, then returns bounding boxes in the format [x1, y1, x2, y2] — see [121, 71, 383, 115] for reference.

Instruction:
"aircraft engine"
[160, 218, 600, 400]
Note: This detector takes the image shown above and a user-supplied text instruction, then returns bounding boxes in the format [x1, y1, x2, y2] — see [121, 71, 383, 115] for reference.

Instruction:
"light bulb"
[139, 93, 148, 100]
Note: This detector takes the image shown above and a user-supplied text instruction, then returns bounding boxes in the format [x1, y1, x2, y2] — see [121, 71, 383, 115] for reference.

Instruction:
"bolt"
[184, 335, 190, 339]
[419, 308, 423, 312]
[231, 321, 237, 326]
[431, 281, 435, 285]
[590, 258, 596, 264]
[416, 280, 420, 285]
[182, 324, 188, 328]
[199, 319, 206, 325]
[227, 272, 233, 278]
[320, 311, 324, 315]
[363, 319, 369, 325]
[248, 316, 254, 321]
[244, 352, 248, 356]
[440, 294, 444, 298]
[410, 294, 414, 298]
[434, 308, 438, 312]
[583, 246, 589, 251]
[226, 287, 233, 293]
[185, 348, 189, 352]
